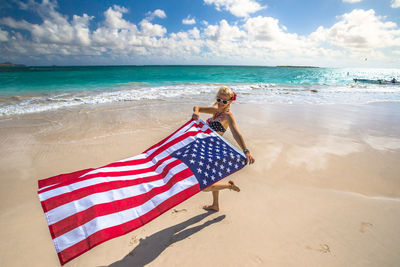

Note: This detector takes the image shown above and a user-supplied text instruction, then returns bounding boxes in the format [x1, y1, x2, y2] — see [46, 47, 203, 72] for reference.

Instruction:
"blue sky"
[0, 0, 399, 67]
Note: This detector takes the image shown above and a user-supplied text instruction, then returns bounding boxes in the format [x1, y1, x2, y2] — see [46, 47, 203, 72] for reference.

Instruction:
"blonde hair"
[213, 86, 234, 111]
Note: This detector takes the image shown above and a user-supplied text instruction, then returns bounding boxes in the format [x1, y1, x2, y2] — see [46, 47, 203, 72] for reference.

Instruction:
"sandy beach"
[1, 99, 400, 267]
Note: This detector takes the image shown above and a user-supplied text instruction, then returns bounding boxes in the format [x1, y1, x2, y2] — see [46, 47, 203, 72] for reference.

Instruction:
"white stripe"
[86, 121, 210, 178]
[40, 125, 209, 200]
[146, 129, 217, 161]
[117, 153, 146, 163]
[80, 160, 158, 178]
[145, 120, 210, 156]
[144, 121, 197, 156]
[45, 163, 190, 225]
[53, 175, 198, 252]
[37, 154, 149, 194]
[82, 122, 211, 186]
[39, 157, 178, 201]
[40, 121, 230, 202]
[39, 184, 57, 191]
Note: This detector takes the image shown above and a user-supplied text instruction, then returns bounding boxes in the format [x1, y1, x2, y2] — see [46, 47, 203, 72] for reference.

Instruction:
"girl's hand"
[245, 152, 255, 165]
[192, 112, 199, 120]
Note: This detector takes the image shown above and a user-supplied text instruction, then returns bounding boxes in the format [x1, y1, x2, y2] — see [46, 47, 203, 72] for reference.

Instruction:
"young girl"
[192, 86, 255, 211]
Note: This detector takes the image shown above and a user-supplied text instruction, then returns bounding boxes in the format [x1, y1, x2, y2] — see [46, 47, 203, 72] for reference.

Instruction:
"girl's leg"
[203, 191, 220, 211]
[203, 181, 240, 191]
[203, 181, 240, 211]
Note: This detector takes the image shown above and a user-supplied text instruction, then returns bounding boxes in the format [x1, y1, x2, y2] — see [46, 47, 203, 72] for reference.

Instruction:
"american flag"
[38, 119, 246, 265]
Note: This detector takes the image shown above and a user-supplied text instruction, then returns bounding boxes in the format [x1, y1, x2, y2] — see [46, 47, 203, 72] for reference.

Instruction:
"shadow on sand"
[108, 211, 225, 267]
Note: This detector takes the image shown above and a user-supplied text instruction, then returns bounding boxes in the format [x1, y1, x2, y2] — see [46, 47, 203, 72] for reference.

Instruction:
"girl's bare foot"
[229, 180, 240, 192]
[203, 205, 219, 212]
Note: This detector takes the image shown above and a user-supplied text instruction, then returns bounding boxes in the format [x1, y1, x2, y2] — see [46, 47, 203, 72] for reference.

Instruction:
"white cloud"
[92, 5, 138, 46]
[0, 3, 169, 59]
[0, 17, 32, 31]
[91, 6, 167, 52]
[204, 0, 266, 17]
[166, 29, 204, 56]
[342, 0, 362, 3]
[112, 5, 128, 13]
[201, 16, 319, 64]
[154, 9, 167, 18]
[392, 0, 400, 8]
[0, 2, 94, 46]
[139, 19, 167, 37]
[146, 9, 167, 21]
[244, 16, 297, 42]
[182, 16, 196, 25]
[188, 27, 201, 39]
[0, 2, 399, 67]
[309, 9, 400, 49]
[204, 19, 246, 42]
[71, 14, 93, 45]
[103, 5, 131, 29]
[0, 28, 8, 42]
[15, 0, 59, 19]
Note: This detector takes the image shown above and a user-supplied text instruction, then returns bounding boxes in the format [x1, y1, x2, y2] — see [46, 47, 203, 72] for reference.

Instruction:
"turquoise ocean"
[0, 65, 399, 116]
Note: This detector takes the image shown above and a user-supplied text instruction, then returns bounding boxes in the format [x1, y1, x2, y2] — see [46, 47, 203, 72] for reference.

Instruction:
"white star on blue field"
[171, 137, 246, 190]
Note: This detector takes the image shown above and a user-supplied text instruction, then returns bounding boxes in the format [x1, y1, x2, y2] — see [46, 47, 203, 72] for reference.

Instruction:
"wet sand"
[0, 99, 399, 266]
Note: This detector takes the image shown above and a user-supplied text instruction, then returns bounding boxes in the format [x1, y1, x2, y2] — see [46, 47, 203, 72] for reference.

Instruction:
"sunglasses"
[216, 98, 229, 104]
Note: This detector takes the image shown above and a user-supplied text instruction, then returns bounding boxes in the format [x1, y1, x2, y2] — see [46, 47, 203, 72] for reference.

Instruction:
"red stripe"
[38, 158, 150, 194]
[102, 157, 149, 168]
[147, 127, 212, 160]
[39, 121, 208, 194]
[38, 155, 173, 195]
[41, 156, 180, 212]
[37, 120, 214, 265]
[81, 157, 172, 181]
[50, 167, 194, 239]
[144, 119, 194, 153]
[56, 184, 200, 265]
[144, 120, 206, 155]
[38, 168, 94, 190]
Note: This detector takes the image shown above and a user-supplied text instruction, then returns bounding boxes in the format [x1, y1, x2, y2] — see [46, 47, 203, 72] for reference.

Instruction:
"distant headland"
[0, 62, 26, 67]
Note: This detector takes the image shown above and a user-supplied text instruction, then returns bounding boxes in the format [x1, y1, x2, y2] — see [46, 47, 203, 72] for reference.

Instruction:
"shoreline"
[2, 67, 400, 117]
[0, 100, 399, 266]
[1, 90, 400, 119]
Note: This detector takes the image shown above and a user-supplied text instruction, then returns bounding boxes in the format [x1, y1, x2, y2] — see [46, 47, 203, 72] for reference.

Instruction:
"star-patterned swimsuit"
[207, 110, 229, 133]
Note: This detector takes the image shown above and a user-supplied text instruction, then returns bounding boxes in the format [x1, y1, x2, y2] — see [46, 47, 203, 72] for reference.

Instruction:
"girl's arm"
[227, 113, 255, 165]
[192, 106, 216, 120]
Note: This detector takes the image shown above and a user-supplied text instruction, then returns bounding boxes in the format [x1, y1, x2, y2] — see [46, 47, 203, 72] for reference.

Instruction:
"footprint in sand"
[252, 255, 264, 264]
[172, 208, 187, 213]
[306, 244, 330, 254]
[128, 235, 139, 246]
[359, 222, 373, 233]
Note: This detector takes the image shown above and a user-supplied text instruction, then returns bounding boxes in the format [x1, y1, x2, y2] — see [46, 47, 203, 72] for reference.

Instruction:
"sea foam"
[0, 82, 399, 116]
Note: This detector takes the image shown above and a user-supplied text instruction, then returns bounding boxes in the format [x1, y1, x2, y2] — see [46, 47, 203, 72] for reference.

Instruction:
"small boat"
[353, 78, 398, 84]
